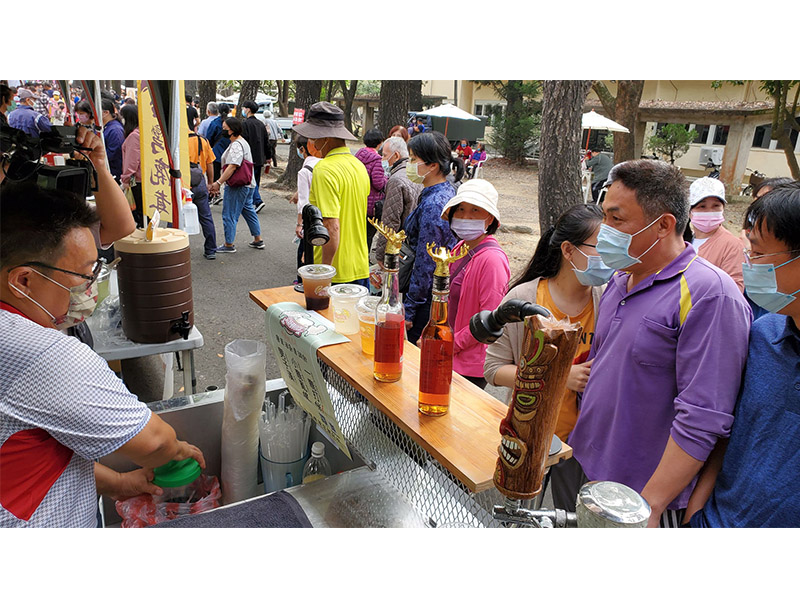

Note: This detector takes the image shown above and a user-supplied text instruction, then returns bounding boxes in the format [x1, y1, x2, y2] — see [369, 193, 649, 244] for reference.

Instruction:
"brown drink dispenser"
[114, 228, 194, 344]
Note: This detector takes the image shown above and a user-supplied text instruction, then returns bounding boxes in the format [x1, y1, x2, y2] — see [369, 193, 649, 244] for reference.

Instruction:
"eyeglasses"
[17, 260, 103, 291]
[743, 247, 800, 267]
[579, 243, 597, 248]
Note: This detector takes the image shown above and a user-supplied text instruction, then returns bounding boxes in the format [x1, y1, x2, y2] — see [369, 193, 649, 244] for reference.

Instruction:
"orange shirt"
[188, 133, 216, 175]
[536, 279, 595, 441]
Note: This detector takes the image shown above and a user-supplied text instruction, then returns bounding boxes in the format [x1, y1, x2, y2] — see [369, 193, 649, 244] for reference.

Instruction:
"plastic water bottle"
[302, 442, 331, 484]
[183, 199, 201, 235]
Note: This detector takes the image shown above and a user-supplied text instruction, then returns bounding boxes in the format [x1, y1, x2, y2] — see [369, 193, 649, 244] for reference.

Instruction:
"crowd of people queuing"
[2, 80, 800, 529]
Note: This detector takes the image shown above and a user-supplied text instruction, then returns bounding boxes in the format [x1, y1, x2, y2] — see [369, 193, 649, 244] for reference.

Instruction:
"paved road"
[127, 142, 511, 410]
[188, 145, 298, 393]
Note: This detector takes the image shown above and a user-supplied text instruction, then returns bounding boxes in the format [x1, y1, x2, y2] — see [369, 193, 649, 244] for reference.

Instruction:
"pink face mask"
[691, 210, 725, 233]
[77, 113, 91, 124]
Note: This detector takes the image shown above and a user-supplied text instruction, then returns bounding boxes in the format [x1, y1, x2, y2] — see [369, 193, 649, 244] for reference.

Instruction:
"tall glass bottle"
[419, 243, 468, 416]
[370, 219, 406, 383]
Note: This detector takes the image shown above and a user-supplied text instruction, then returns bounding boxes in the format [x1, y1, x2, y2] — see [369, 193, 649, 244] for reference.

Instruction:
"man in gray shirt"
[585, 148, 614, 201]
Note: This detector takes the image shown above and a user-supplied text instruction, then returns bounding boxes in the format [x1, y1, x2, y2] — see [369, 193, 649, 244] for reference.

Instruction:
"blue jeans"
[222, 185, 260, 245]
[191, 178, 218, 254]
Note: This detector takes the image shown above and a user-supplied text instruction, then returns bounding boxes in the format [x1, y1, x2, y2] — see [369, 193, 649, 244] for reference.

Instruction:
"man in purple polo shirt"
[566, 159, 752, 527]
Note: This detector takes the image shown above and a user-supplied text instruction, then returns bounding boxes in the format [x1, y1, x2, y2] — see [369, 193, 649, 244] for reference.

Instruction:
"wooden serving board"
[250, 286, 572, 493]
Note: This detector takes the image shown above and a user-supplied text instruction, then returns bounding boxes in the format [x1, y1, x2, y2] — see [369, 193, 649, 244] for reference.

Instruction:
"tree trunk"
[236, 80, 259, 117]
[771, 83, 800, 180]
[276, 80, 291, 117]
[278, 80, 323, 188]
[538, 80, 593, 232]
[592, 80, 644, 164]
[379, 80, 411, 136]
[184, 80, 198, 98]
[339, 80, 358, 136]
[505, 80, 526, 164]
[408, 80, 423, 111]
[197, 80, 216, 122]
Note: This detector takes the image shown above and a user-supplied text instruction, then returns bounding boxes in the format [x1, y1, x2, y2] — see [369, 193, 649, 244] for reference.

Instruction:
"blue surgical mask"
[570, 248, 615, 286]
[596, 215, 665, 270]
[381, 159, 390, 176]
[742, 253, 800, 314]
[297, 148, 304, 160]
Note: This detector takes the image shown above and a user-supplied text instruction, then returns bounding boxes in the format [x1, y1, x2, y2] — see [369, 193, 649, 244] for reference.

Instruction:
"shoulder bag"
[223, 140, 253, 187]
[397, 239, 415, 294]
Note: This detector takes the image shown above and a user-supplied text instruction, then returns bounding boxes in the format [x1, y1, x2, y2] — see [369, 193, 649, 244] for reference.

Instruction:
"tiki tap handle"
[470, 299, 552, 344]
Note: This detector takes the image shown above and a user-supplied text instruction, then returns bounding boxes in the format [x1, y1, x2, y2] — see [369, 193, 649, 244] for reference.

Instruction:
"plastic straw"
[259, 392, 310, 463]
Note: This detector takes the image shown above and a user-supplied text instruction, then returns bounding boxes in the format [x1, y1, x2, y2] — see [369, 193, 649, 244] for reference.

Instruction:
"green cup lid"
[152, 458, 202, 488]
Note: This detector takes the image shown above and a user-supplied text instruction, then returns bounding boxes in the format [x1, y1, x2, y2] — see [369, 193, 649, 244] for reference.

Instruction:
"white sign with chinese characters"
[265, 302, 351, 458]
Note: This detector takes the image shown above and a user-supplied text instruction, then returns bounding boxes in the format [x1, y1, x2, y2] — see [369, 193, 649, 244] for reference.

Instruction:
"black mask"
[222, 131, 231, 138]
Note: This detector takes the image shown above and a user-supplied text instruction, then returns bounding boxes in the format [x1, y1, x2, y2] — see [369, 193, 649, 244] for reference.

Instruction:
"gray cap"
[292, 101, 356, 141]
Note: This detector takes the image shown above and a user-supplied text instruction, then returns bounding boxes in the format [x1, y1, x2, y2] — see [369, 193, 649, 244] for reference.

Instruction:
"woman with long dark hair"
[485, 203, 610, 435]
[402, 131, 464, 344]
[484, 203, 611, 510]
[120, 103, 143, 227]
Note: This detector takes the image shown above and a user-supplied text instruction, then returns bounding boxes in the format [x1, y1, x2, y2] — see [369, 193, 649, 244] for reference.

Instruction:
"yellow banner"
[178, 80, 190, 202]
[138, 80, 173, 224]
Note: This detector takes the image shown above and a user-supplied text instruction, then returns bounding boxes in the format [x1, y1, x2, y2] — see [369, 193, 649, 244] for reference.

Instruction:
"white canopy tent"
[582, 109, 630, 150]
[415, 103, 480, 137]
[219, 92, 276, 104]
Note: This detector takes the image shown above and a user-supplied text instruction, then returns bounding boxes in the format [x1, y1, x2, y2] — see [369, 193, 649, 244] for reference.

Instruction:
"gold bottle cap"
[427, 243, 469, 277]
[369, 218, 406, 255]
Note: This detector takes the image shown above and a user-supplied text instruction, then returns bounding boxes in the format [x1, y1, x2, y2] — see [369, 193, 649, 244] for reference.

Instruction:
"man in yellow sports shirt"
[293, 102, 370, 286]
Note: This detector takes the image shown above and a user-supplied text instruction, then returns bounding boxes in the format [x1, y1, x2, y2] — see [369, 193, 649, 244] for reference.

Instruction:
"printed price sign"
[292, 108, 305, 125]
[265, 302, 351, 458]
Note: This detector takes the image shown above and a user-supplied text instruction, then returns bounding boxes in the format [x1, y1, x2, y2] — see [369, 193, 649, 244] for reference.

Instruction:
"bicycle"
[741, 167, 767, 196]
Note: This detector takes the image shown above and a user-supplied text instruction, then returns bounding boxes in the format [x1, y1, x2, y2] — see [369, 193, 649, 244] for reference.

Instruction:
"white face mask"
[450, 217, 487, 241]
[10, 269, 99, 330]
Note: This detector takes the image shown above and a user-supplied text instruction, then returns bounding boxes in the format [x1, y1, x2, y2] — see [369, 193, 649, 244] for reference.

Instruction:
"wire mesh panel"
[319, 361, 505, 528]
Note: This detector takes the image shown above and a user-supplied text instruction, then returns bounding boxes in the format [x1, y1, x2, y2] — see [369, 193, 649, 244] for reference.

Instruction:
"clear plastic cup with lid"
[355, 295, 380, 354]
[328, 284, 369, 335]
[297, 264, 337, 310]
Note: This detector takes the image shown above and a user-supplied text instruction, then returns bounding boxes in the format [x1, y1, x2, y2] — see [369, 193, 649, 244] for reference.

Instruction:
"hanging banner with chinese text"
[138, 80, 173, 224]
[292, 109, 305, 125]
[265, 302, 351, 458]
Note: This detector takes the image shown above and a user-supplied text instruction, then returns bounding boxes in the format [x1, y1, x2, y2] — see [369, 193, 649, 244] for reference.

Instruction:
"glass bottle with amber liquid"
[418, 243, 467, 416]
[370, 219, 406, 383]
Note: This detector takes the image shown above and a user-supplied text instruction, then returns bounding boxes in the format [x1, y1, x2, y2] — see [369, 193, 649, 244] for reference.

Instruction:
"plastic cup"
[297, 264, 337, 311]
[259, 449, 309, 494]
[356, 296, 380, 355]
[328, 284, 369, 335]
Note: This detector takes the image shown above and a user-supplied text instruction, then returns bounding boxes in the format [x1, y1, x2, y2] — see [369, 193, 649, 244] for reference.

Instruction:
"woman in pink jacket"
[439, 180, 510, 389]
[355, 128, 387, 251]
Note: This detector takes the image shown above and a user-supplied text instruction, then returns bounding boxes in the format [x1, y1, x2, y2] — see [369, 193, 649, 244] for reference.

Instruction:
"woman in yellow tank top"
[483, 204, 612, 441]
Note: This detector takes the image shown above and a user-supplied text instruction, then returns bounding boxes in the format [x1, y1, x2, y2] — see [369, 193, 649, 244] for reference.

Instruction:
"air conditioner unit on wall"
[699, 146, 724, 166]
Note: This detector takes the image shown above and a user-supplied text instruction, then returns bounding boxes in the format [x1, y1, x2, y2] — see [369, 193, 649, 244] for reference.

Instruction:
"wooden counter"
[250, 286, 572, 494]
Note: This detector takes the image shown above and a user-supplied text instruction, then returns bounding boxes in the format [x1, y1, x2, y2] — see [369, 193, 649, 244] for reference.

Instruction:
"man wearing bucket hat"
[439, 179, 510, 389]
[685, 177, 745, 292]
[293, 102, 370, 286]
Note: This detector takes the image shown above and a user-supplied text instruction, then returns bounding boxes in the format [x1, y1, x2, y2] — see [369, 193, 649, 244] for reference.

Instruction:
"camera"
[1, 123, 96, 197]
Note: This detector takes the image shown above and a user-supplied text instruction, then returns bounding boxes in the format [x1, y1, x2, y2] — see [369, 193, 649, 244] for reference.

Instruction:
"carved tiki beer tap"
[494, 314, 582, 500]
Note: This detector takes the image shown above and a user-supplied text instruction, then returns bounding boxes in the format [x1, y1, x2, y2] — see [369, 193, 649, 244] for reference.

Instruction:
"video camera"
[0, 123, 97, 197]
